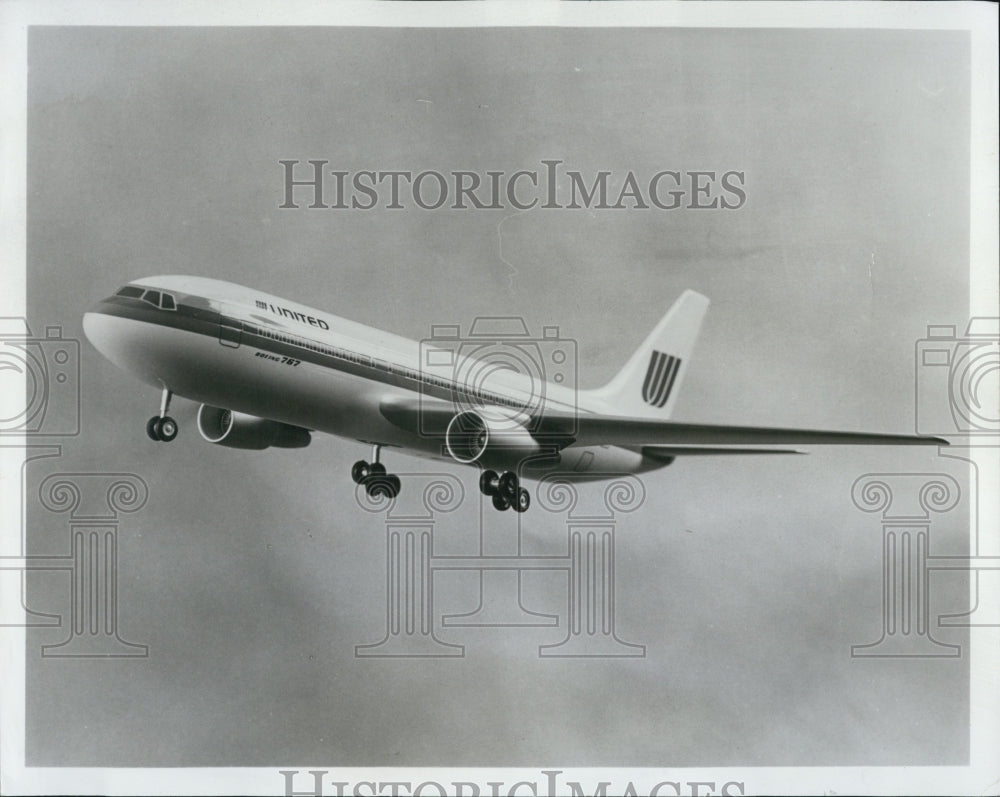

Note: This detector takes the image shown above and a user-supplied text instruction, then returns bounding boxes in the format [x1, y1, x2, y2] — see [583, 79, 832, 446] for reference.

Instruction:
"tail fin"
[582, 290, 709, 419]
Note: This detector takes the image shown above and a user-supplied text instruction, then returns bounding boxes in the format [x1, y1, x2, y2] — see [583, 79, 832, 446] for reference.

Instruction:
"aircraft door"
[218, 305, 243, 348]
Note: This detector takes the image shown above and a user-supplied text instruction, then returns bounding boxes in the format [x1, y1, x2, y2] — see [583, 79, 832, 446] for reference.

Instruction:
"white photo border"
[1, 2, 996, 795]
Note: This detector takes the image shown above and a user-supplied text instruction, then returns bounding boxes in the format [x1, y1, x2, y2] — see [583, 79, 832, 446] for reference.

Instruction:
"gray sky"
[25, 26, 970, 767]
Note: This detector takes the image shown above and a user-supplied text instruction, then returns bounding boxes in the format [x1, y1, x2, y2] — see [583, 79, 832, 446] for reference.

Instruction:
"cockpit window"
[116, 285, 176, 310]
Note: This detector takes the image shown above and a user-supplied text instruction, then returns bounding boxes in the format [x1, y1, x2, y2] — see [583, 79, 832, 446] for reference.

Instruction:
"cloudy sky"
[24, 25, 971, 767]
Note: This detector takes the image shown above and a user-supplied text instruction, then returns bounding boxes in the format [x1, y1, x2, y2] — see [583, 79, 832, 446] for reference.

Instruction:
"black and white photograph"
[1, 2, 997, 795]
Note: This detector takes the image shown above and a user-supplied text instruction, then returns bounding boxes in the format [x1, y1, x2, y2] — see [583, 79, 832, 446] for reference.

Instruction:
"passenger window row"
[242, 321, 520, 407]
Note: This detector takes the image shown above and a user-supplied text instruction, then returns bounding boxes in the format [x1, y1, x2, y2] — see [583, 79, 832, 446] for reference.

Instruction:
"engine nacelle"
[444, 409, 542, 465]
[197, 404, 311, 450]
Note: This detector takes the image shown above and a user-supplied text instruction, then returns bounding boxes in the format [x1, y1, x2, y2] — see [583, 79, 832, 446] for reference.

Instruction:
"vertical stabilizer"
[582, 290, 709, 418]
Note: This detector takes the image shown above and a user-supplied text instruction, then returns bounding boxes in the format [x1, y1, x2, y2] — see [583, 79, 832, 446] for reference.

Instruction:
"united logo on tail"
[642, 350, 681, 408]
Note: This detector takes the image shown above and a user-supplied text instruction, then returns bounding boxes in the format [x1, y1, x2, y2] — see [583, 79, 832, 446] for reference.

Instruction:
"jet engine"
[197, 404, 311, 450]
[444, 409, 542, 465]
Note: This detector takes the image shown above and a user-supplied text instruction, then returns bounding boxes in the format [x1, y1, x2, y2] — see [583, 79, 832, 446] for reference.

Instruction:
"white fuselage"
[83, 276, 663, 479]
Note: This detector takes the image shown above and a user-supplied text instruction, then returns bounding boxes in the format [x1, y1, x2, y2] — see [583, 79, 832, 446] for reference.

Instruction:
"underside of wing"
[379, 397, 460, 436]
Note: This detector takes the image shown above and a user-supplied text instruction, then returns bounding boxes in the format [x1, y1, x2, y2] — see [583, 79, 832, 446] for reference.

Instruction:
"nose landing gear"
[352, 444, 401, 499]
[479, 469, 530, 513]
[147, 388, 178, 442]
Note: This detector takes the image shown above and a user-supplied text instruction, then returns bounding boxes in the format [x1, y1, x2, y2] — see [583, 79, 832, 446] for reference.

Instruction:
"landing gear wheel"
[351, 460, 370, 484]
[147, 416, 178, 442]
[499, 471, 520, 501]
[158, 416, 178, 442]
[492, 492, 511, 512]
[513, 487, 530, 513]
[146, 388, 176, 442]
[356, 445, 398, 498]
[479, 469, 499, 496]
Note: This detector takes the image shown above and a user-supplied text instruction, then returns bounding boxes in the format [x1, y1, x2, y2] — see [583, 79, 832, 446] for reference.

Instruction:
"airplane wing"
[530, 413, 949, 448]
[379, 398, 948, 451]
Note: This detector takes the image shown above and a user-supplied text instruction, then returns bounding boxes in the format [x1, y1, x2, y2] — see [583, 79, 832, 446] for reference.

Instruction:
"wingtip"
[680, 288, 711, 307]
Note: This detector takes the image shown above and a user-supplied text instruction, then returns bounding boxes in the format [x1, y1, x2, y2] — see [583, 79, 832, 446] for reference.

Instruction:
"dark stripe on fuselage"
[92, 296, 535, 411]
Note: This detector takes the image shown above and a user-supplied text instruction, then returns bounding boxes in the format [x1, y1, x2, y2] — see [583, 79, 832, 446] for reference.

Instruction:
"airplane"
[82, 276, 947, 513]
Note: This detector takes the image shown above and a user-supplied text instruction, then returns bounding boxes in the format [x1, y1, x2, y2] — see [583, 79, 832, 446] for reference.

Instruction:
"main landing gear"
[352, 444, 401, 499]
[479, 469, 530, 513]
[147, 388, 178, 442]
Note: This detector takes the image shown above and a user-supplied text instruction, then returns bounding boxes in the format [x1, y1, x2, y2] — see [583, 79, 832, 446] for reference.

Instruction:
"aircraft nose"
[82, 300, 164, 388]
[83, 300, 143, 372]
[82, 306, 117, 361]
